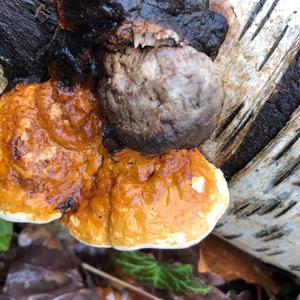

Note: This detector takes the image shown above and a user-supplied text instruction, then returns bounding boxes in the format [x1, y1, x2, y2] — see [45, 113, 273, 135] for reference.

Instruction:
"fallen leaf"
[0, 249, 18, 286]
[199, 235, 282, 294]
[0, 246, 100, 299]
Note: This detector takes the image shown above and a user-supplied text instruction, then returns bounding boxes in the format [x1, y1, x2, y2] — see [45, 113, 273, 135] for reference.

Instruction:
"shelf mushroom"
[51, 0, 228, 156]
[99, 45, 224, 155]
[0, 81, 229, 249]
[0, 81, 102, 223]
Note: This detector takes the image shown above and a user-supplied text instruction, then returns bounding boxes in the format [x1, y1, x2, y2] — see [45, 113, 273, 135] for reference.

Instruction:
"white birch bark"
[205, 0, 300, 276]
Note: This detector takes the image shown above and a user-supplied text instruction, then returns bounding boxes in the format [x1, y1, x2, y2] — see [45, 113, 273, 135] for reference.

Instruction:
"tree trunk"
[0, 0, 57, 89]
[0, 0, 299, 278]
[205, 0, 300, 277]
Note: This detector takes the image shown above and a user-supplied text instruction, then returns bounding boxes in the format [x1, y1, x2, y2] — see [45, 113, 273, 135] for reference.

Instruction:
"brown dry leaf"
[0, 245, 100, 299]
[198, 235, 282, 294]
[0, 224, 100, 300]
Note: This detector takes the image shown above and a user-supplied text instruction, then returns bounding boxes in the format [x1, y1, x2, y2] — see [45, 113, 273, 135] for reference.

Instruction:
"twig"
[81, 262, 163, 300]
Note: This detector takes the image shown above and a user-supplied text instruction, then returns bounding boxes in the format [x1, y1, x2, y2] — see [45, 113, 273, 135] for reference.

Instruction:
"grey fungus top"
[98, 45, 224, 154]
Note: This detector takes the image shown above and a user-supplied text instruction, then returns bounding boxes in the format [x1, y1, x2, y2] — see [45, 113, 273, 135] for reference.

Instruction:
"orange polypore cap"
[0, 82, 102, 223]
[0, 81, 229, 249]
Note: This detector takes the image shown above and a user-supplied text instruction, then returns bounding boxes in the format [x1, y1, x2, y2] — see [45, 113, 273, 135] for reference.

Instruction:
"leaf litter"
[0, 223, 299, 300]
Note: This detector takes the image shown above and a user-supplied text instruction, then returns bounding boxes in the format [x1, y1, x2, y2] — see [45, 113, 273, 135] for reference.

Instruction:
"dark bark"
[55, 0, 209, 32]
[47, 29, 99, 83]
[221, 50, 300, 180]
[0, 0, 57, 89]
[54, 0, 227, 58]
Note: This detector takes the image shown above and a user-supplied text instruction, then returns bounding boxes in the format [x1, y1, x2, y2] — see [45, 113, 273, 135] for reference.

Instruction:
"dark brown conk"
[54, 0, 227, 59]
[98, 46, 224, 154]
[53, 0, 228, 155]
[108, 8, 228, 59]
[55, 0, 209, 32]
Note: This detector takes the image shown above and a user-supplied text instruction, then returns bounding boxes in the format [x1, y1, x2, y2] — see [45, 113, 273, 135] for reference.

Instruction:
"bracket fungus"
[0, 81, 102, 223]
[51, 0, 227, 156]
[98, 45, 224, 154]
[0, 0, 229, 249]
[0, 82, 229, 249]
